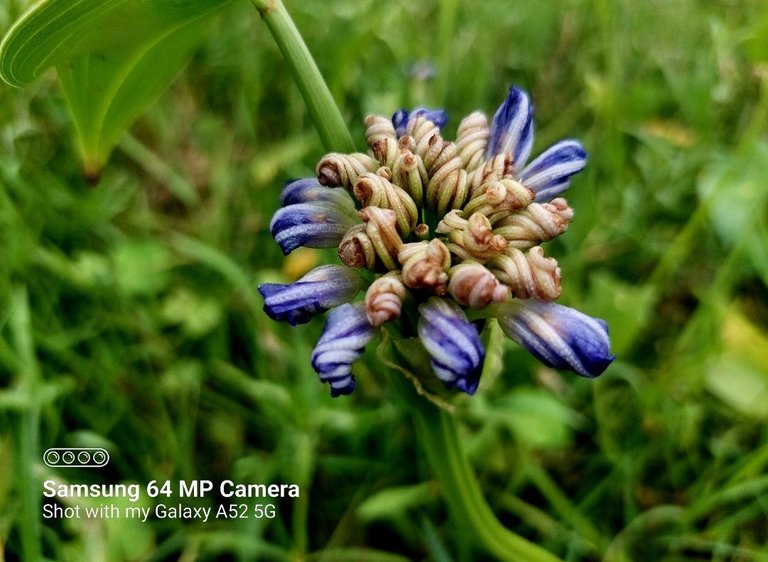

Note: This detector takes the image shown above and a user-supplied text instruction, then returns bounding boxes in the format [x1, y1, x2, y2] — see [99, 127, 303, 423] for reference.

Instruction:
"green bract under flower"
[259, 86, 614, 397]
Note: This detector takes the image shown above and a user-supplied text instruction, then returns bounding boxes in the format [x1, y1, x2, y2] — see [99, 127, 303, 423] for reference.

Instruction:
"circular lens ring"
[62, 451, 76, 464]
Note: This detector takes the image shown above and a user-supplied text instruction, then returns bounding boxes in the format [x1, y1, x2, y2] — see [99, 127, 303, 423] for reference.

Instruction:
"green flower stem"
[389, 371, 562, 562]
[250, 0, 355, 153]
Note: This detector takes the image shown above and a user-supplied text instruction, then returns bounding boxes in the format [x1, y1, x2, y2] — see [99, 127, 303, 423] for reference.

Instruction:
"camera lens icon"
[43, 448, 109, 468]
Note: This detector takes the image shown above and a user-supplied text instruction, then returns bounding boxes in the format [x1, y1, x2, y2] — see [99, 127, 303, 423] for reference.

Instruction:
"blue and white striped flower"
[259, 85, 613, 397]
[270, 185, 358, 254]
[418, 298, 485, 395]
[496, 300, 614, 378]
[258, 265, 362, 326]
[486, 86, 588, 202]
[279, 178, 352, 206]
[311, 303, 376, 396]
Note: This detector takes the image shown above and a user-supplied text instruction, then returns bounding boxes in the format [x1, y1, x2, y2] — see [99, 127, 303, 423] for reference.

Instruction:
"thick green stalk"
[390, 372, 562, 562]
[251, 0, 355, 153]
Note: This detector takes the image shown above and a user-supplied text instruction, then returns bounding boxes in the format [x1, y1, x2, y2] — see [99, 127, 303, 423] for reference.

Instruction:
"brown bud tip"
[448, 263, 510, 308]
[317, 162, 341, 186]
[353, 175, 375, 206]
[365, 274, 407, 326]
[415, 223, 430, 239]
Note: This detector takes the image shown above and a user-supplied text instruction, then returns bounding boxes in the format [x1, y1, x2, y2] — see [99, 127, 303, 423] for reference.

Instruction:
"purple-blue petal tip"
[269, 202, 356, 255]
[311, 303, 375, 397]
[418, 298, 485, 395]
[486, 86, 534, 168]
[497, 300, 614, 378]
[258, 265, 362, 326]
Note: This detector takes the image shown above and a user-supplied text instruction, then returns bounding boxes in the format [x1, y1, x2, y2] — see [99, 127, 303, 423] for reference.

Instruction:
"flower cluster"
[259, 86, 614, 396]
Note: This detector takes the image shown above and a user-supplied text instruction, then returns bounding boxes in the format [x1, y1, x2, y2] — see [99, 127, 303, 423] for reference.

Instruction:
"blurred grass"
[1, 0, 768, 560]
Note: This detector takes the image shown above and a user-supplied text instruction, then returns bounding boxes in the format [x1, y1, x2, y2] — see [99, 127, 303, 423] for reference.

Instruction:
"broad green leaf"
[0, 0, 233, 177]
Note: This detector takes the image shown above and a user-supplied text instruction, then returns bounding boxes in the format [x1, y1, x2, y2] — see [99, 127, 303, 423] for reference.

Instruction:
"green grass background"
[1, 0, 768, 560]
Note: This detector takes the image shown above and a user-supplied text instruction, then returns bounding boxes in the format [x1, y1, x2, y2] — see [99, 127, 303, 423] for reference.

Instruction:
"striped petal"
[485, 86, 534, 170]
[418, 298, 485, 395]
[520, 140, 588, 202]
[279, 178, 354, 207]
[270, 201, 358, 255]
[258, 265, 362, 326]
[392, 107, 448, 137]
[311, 303, 376, 396]
[496, 300, 614, 378]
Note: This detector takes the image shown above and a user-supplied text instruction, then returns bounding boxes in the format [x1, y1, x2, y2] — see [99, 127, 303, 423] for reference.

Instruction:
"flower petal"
[258, 265, 362, 326]
[270, 201, 358, 255]
[279, 178, 354, 207]
[520, 140, 588, 202]
[485, 86, 534, 170]
[496, 300, 614, 377]
[418, 298, 485, 395]
[392, 107, 448, 137]
[311, 303, 376, 396]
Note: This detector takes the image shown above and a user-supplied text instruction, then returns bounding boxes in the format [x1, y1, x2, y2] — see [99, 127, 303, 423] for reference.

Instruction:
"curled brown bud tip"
[365, 273, 407, 326]
[316, 152, 379, 190]
[372, 139, 399, 168]
[436, 209, 467, 234]
[365, 114, 397, 145]
[468, 154, 514, 199]
[462, 179, 535, 223]
[353, 173, 418, 236]
[489, 246, 561, 300]
[448, 262, 509, 308]
[494, 197, 574, 248]
[359, 206, 404, 271]
[392, 149, 427, 208]
[455, 112, 489, 172]
[425, 157, 469, 217]
[398, 134, 416, 152]
[338, 224, 376, 269]
[466, 213, 508, 252]
[398, 239, 451, 295]
[376, 166, 391, 180]
[414, 223, 430, 239]
[423, 136, 458, 175]
[407, 117, 441, 157]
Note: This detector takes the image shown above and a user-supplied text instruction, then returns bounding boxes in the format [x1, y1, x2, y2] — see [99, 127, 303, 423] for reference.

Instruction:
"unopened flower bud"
[392, 149, 427, 207]
[455, 112, 489, 172]
[353, 171, 418, 236]
[407, 117, 442, 157]
[359, 206, 404, 271]
[414, 223, 430, 239]
[365, 273, 407, 326]
[494, 198, 573, 248]
[468, 153, 514, 199]
[316, 152, 379, 190]
[338, 224, 376, 269]
[489, 246, 561, 300]
[448, 262, 509, 308]
[435, 209, 467, 234]
[444, 212, 507, 262]
[463, 178, 534, 222]
[398, 239, 451, 295]
[365, 115, 400, 169]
